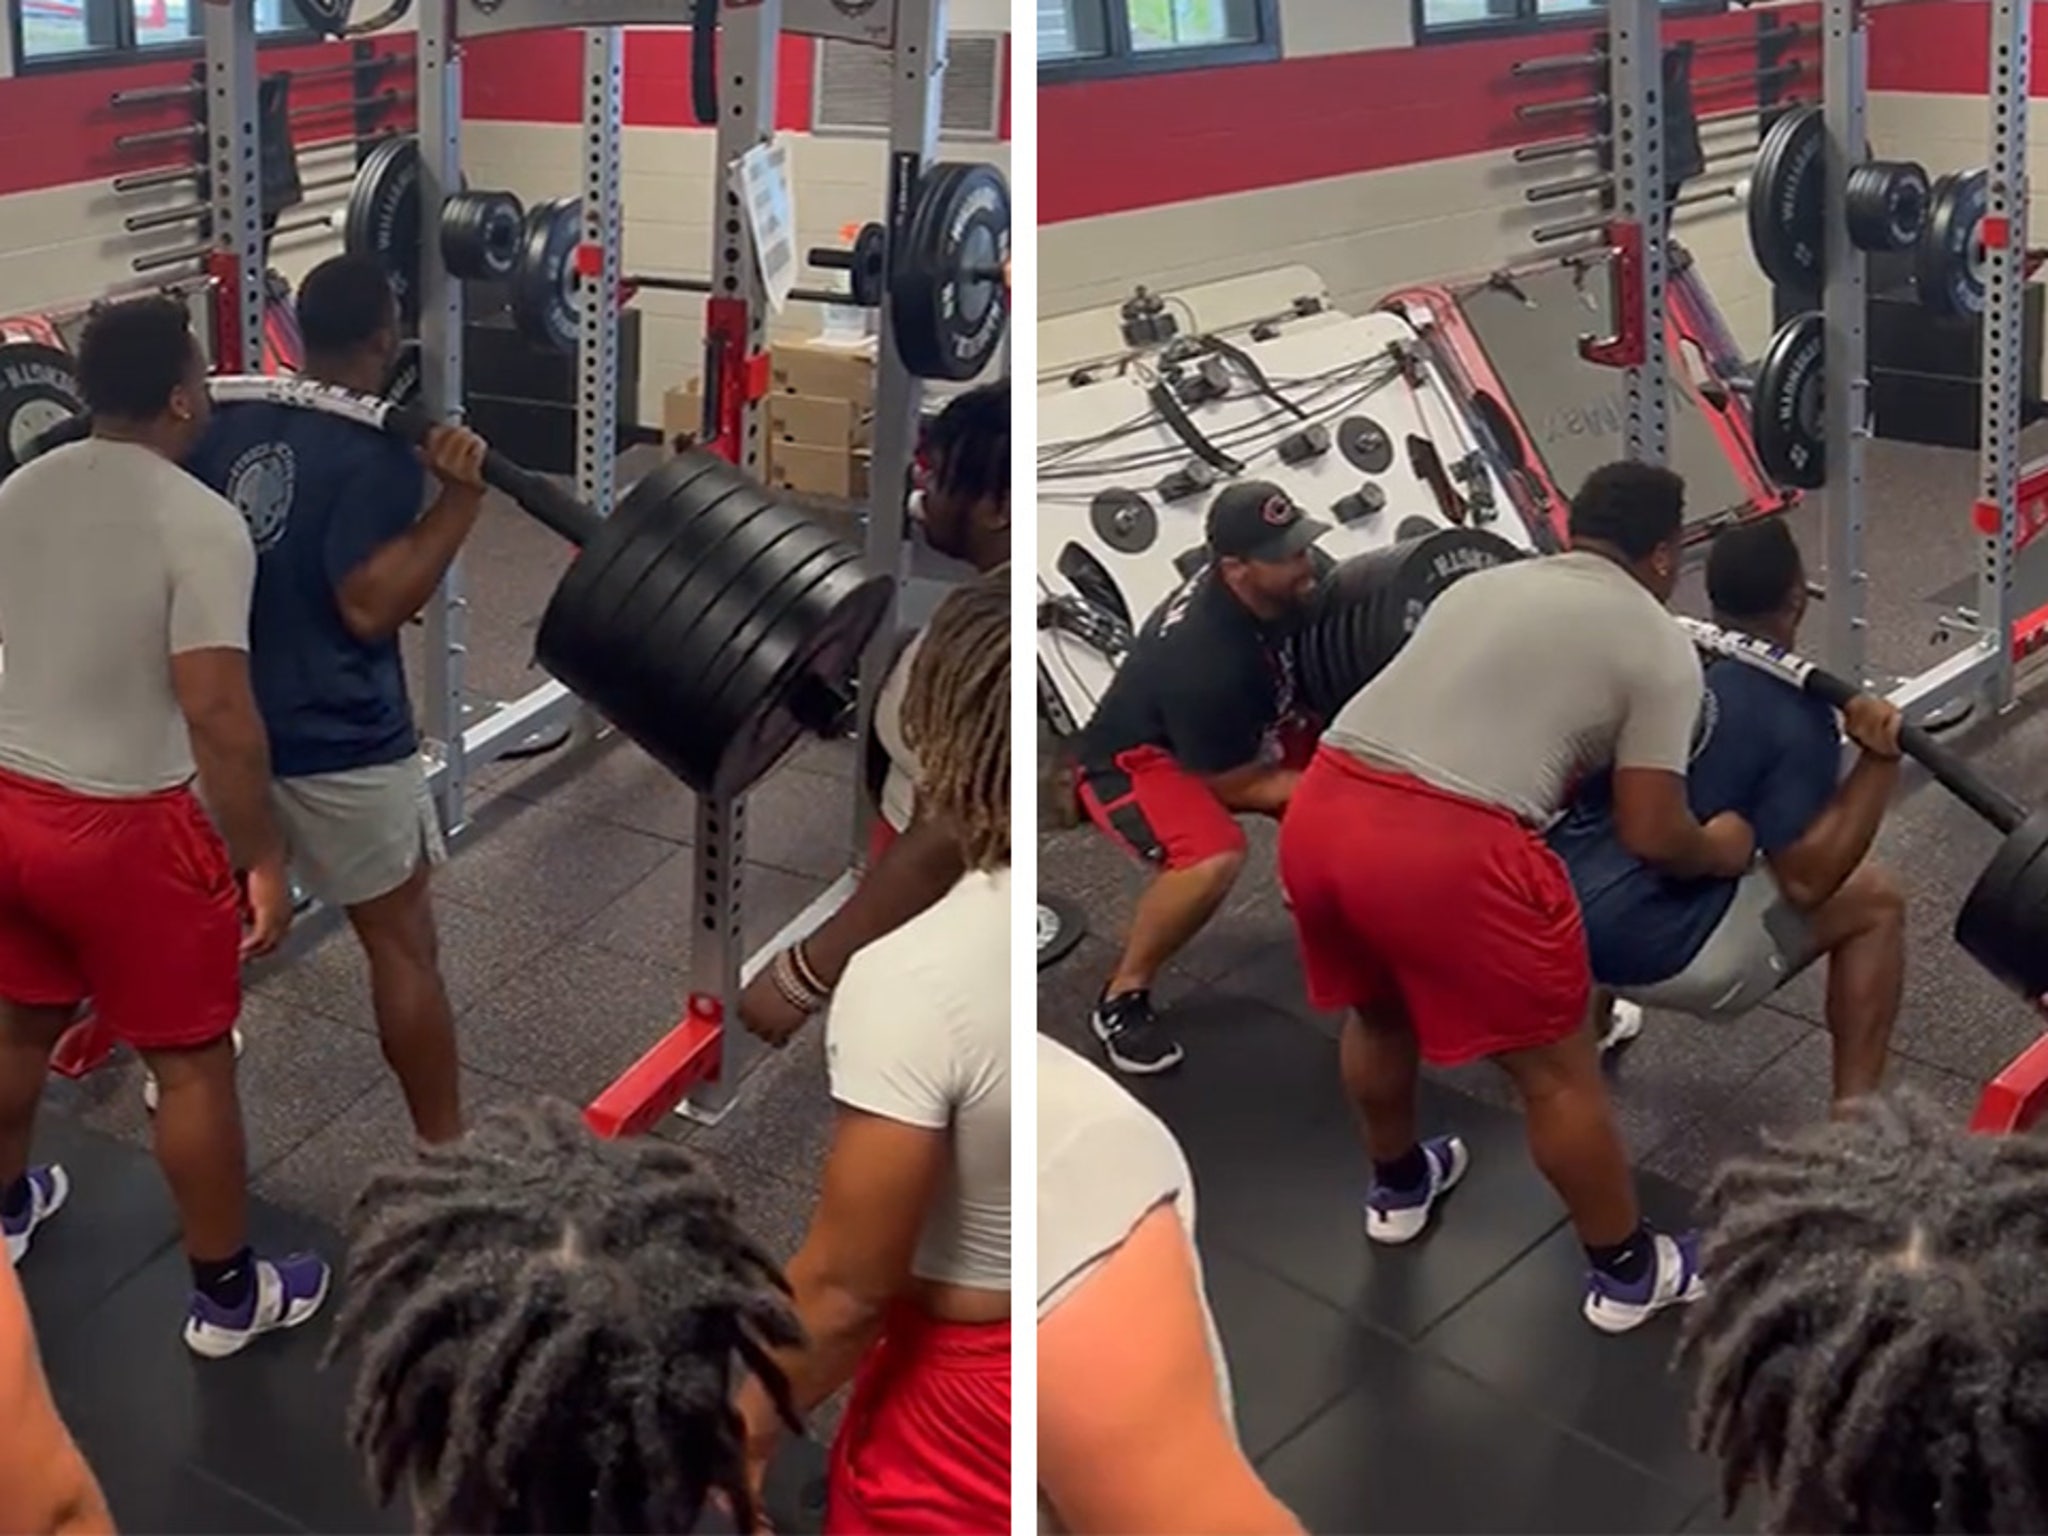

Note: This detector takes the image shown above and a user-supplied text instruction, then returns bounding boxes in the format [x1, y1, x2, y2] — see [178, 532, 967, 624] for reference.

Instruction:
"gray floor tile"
[689, 1026, 833, 1192]
[433, 799, 676, 941]
[252, 1068, 529, 1228]
[452, 938, 702, 1106]
[735, 765, 863, 880]
[577, 848, 829, 969]
[250, 892, 562, 1033]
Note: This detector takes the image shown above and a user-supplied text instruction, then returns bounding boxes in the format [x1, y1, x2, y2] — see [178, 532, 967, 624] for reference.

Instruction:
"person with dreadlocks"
[324, 1097, 803, 1534]
[736, 571, 1012, 1534]
[737, 380, 1010, 1049]
[1678, 1090, 2048, 1534]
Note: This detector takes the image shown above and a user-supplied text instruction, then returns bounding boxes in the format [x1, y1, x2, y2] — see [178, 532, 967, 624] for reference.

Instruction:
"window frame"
[9, 0, 315, 76]
[1039, 0, 1283, 85]
[1412, 0, 1728, 46]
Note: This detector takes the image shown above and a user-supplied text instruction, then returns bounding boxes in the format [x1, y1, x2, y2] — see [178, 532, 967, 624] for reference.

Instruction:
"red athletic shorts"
[1278, 748, 1590, 1066]
[826, 1306, 1010, 1535]
[0, 767, 242, 1051]
[1077, 746, 1245, 870]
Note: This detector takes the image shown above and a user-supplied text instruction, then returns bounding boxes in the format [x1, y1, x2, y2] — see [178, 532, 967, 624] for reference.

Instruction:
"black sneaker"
[1091, 990, 1185, 1075]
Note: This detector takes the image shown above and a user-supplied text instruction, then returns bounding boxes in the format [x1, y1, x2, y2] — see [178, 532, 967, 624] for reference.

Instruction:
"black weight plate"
[1918, 169, 1989, 319]
[1955, 812, 2048, 999]
[849, 221, 887, 308]
[547, 452, 730, 654]
[700, 547, 867, 754]
[1294, 526, 1526, 719]
[0, 343, 85, 479]
[1089, 488, 1158, 555]
[441, 189, 526, 282]
[889, 162, 1010, 382]
[1748, 106, 1825, 294]
[382, 339, 421, 409]
[1845, 160, 1930, 254]
[722, 565, 893, 797]
[1337, 415, 1395, 474]
[1752, 311, 1826, 489]
[512, 197, 582, 355]
[694, 528, 854, 721]
[1038, 894, 1088, 970]
[343, 136, 422, 325]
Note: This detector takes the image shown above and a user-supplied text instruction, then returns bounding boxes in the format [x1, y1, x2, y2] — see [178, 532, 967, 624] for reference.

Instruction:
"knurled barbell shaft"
[124, 171, 353, 233]
[629, 273, 860, 309]
[113, 91, 411, 149]
[133, 212, 331, 273]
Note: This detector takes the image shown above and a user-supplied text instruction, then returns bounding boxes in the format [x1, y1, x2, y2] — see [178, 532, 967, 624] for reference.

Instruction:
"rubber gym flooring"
[16, 452, 926, 1534]
[1035, 430, 2048, 1533]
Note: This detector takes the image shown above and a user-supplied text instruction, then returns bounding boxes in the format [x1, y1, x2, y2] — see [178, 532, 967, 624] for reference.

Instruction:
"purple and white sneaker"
[1583, 1228, 1705, 1334]
[184, 1251, 332, 1360]
[3, 1165, 69, 1266]
[1365, 1135, 1470, 1245]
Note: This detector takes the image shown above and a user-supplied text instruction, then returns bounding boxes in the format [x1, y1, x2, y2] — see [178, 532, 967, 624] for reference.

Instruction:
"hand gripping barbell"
[28, 378, 892, 800]
[1674, 616, 2048, 1001]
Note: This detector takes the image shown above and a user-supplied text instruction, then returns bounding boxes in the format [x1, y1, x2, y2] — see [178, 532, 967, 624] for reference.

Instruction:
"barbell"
[21, 378, 891, 800]
[1288, 527, 2048, 1003]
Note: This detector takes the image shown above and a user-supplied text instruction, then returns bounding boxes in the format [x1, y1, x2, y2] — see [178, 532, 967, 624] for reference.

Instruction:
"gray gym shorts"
[1621, 862, 1817, 1020]
[271, 754, 446, 910]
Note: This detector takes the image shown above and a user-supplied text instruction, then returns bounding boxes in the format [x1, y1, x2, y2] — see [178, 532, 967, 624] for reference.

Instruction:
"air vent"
[812, 33, 1005, 140]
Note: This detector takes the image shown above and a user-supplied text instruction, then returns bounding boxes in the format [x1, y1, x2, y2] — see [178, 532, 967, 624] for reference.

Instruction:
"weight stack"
[462, 308, 643, 476]
[1868, 284, 2044, 451]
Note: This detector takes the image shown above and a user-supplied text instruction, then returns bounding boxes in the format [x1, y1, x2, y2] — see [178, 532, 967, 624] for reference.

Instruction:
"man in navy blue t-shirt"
[184, 254, 488, 1144]
[1549, 518, 1907, 1108]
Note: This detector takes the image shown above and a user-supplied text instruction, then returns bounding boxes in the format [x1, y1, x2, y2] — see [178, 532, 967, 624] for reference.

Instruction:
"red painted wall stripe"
[0, 33, 411, 197]
[1039, 7, 1803, 224]
[460, 29, 816, 130]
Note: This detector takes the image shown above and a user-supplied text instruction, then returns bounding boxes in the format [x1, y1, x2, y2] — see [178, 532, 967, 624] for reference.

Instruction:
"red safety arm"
[1972, 1026, 2048, 1135]
[1578, 221, 1647, 370]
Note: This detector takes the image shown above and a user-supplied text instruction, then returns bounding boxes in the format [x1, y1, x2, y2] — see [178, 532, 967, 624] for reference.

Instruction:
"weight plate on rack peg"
[343, 136, 423, 326]
[889, 163, 1010, 382]
[1752, 311, 1826, 490]
[441, 189, 527, 283]
[1747, 106, 1825, 295]
[1917, 169, 1990, 319]
[511, 198, 584, 355]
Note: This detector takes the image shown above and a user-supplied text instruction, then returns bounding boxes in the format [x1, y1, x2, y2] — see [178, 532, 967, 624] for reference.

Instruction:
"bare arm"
[336, 427, 488, 644]
[0, 1262, 114, 1536]
[735, 1107, 949, 1446]
[171, 649, 284, 872]
[800, 806, 964, 986]
[1610, 769, 1751, 879]
[1040, 1204, 1303, 1535]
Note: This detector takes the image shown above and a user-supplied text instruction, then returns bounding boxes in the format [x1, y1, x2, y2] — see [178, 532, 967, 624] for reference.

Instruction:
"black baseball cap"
[1205, 481, 1329, 562]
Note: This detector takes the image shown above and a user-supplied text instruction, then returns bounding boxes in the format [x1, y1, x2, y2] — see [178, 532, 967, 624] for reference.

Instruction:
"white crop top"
[826, 865, 1011, 1290]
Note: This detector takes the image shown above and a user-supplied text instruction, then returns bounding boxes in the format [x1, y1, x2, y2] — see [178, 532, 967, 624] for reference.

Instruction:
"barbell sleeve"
[1677, 617, 2029, 834]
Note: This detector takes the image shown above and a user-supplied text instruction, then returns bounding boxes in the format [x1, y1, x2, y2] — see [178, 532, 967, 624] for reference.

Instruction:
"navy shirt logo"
[225, 441, 297, 552]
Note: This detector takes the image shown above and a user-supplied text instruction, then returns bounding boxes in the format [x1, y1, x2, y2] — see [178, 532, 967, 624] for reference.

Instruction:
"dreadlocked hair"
[321, 1098, 804, 1535]
[903, 569, 1009, 870]
[1676, 1090, 2048, 1535]
[927, 380, 1009, 512]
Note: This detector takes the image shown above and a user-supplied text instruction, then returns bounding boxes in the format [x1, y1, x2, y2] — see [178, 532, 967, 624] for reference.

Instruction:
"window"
[14, 0, 305, 68]
[1415, 0, 1724, 39]
[814, 33, 1006, 139]
[1041, 0, 1279, 81]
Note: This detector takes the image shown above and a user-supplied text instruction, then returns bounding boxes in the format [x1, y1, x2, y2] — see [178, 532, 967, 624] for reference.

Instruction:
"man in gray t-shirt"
[1280, 461, 1756, 1335]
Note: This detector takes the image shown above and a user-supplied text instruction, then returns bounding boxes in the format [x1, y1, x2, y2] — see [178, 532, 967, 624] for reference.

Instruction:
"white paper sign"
[734, 139, 798, 314]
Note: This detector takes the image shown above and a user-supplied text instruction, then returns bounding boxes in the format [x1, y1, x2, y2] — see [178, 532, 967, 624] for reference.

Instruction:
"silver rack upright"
[1606, 0, 1670, 465]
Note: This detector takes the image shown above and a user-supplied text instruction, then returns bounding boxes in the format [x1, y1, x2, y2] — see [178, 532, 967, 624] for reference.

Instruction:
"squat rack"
[1596, 0, 2031, 725]
[202, 0, 950, 1126]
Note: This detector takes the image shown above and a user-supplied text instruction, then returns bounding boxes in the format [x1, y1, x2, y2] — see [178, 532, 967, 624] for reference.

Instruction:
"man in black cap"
[1069, 480, 1326, 1075]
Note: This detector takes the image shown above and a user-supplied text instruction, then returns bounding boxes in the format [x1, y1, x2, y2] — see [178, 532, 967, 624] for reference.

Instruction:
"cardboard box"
[769, 442, 868, 501]
[770, 393, 869, 449]
[664, 383, 869, 455]
[769, 337, 875, 406]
